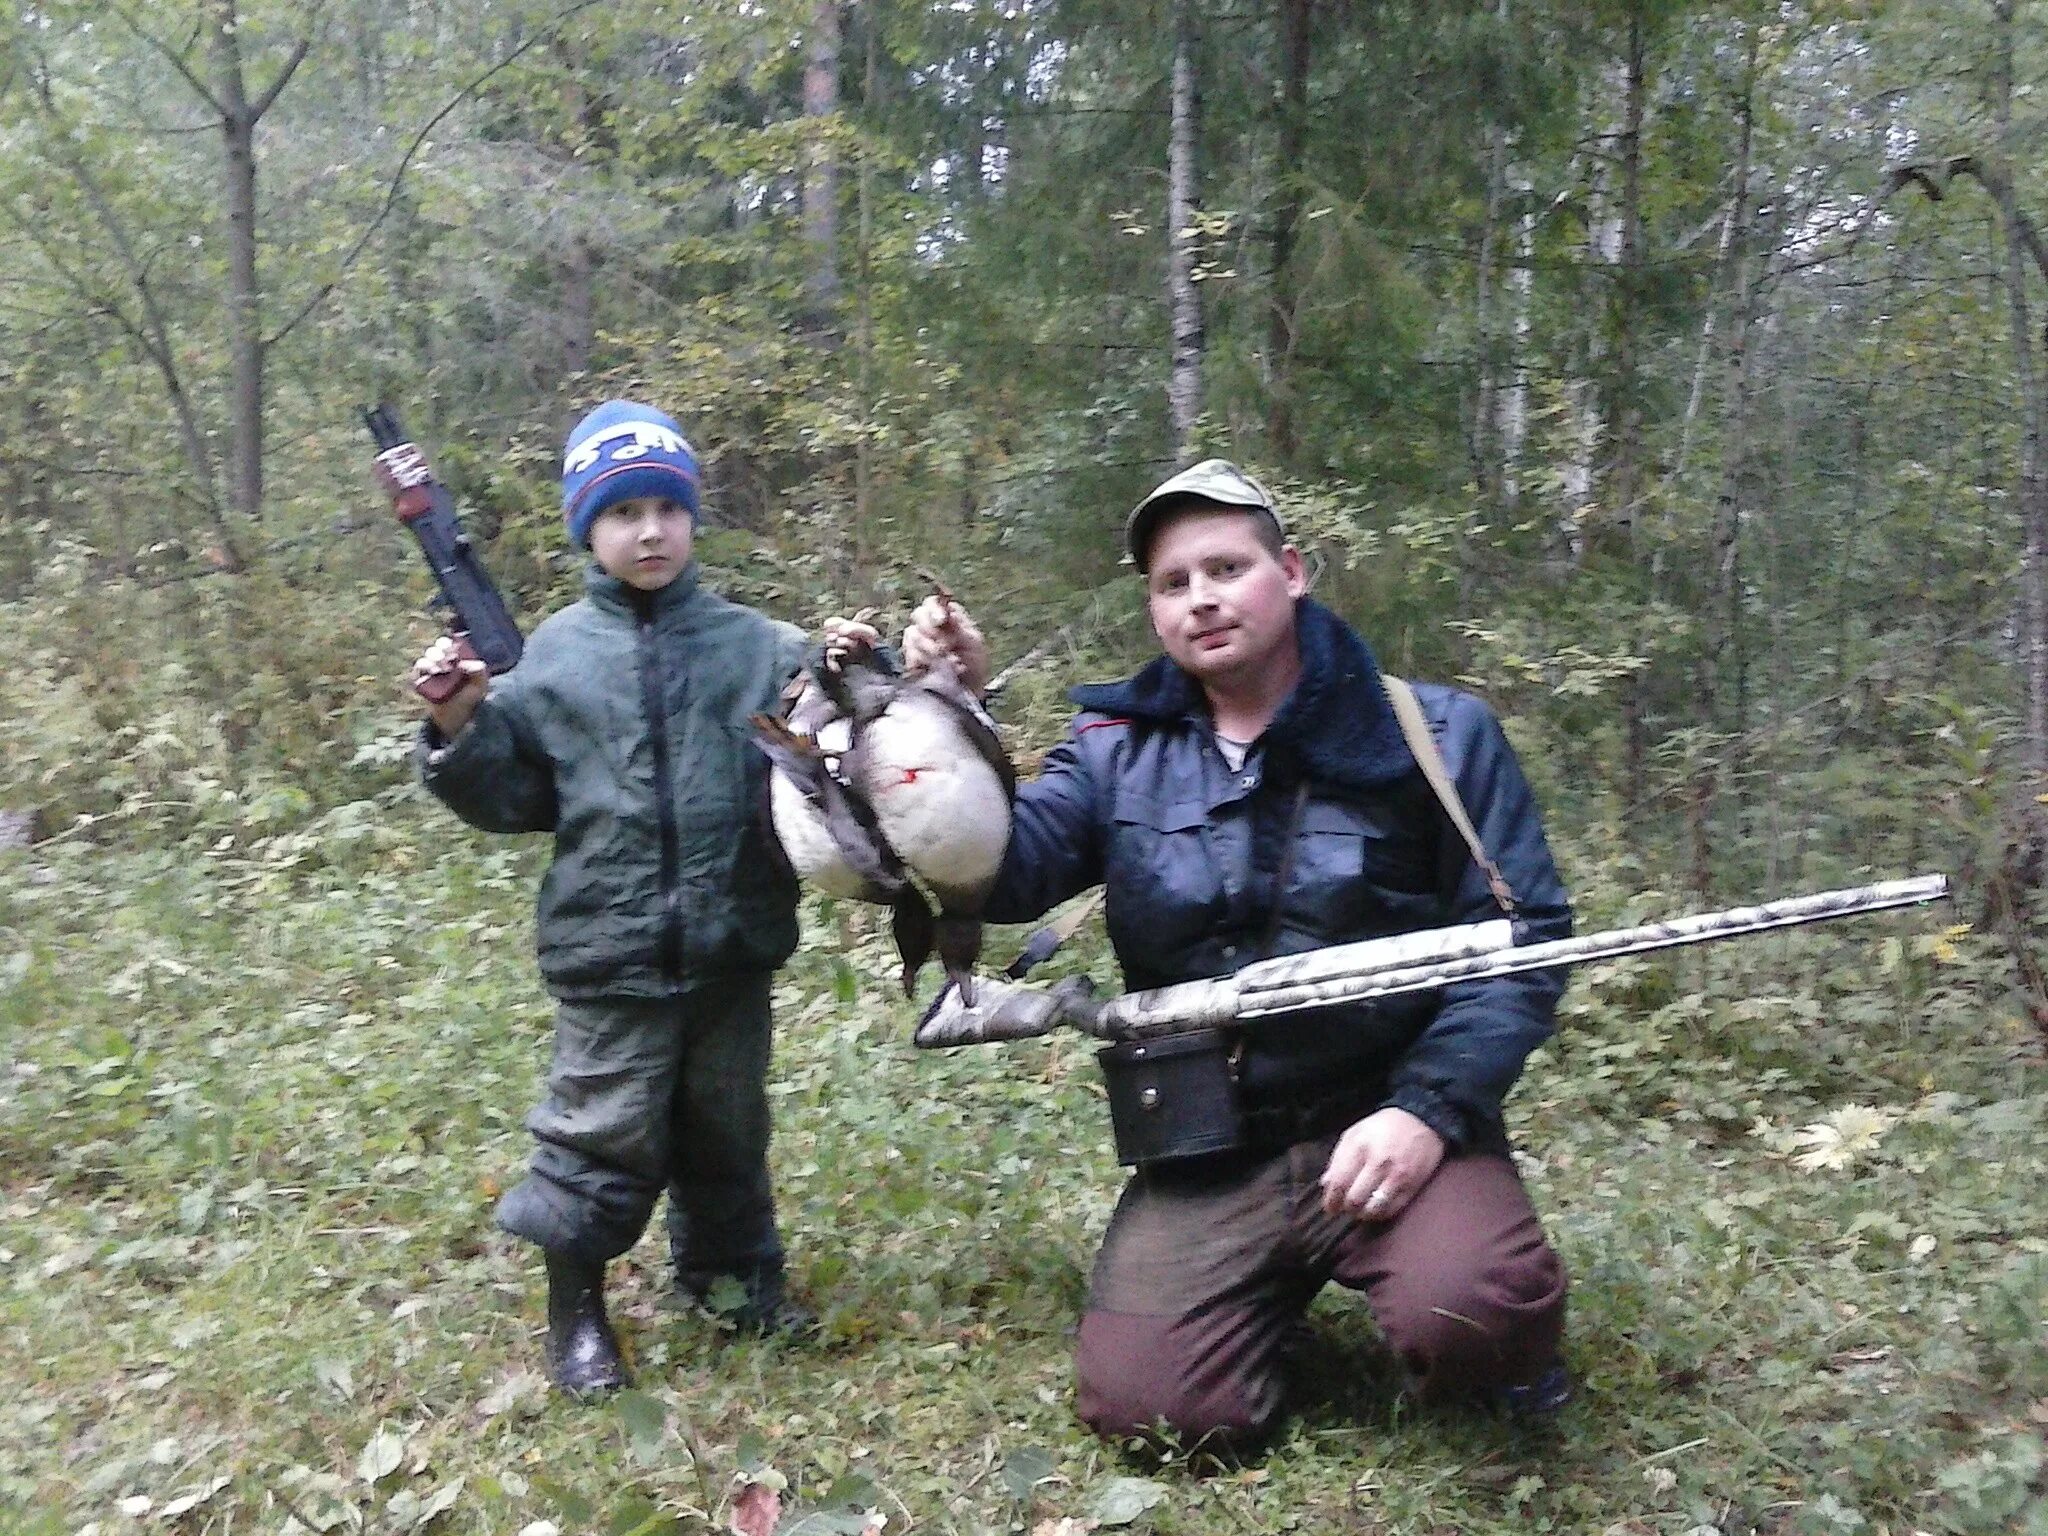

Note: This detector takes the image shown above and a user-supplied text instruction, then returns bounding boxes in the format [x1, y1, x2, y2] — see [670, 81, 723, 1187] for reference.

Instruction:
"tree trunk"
[211, 0, 264, 524]
[1675, 22, 1756, 483]
[1266, 0, 1311, 465]
[1470, 0, 1515, 505]
[560, 236, 596, 381]
[1702, 70, 1769, 745]
[854, 9, 877, 591]
[803, 0, 842, 328]
[1992, 0, 2048, 886]
[1559, 63, 1625, 568]
[1605, 2, 1646, 544]
[1166, 0, 1203, 463]
[1498, 171, 1534, 507]
[964, 39, 988, 203]
[1473, 114, 1508, 502]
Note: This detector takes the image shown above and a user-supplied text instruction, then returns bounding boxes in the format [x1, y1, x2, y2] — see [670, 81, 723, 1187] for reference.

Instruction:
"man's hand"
[1319, 1107, 1446, 1223]
[903, 594, 990, 693]
[410, 635, 489, 740]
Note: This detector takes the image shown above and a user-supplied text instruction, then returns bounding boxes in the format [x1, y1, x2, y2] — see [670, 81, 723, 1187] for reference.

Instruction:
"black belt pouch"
[1097, 1028, 1245, 1167]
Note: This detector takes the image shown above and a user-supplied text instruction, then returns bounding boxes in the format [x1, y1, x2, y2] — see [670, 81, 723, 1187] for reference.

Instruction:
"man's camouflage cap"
[1124, 458, 1285, 573]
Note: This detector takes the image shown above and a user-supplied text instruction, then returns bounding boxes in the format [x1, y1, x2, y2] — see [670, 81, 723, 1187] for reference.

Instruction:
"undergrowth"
[1, 761, 2044, 1536]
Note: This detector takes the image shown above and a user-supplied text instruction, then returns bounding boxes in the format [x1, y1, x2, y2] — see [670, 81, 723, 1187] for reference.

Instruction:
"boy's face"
[589, 496, 695, 591]
[1144, 505, 1306, 693]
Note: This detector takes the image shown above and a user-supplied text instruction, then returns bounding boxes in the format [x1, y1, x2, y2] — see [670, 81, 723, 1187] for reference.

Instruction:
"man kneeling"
[901, 462, 1574, 1449]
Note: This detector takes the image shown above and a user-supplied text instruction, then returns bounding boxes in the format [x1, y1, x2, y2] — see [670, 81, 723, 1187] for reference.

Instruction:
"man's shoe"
[1498, 1361, 1574, 1418]
[544, 1252, 629, 1398]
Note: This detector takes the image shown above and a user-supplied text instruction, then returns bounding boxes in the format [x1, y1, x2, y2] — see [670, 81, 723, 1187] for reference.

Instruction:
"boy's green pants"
[495, 973, 785, 1291]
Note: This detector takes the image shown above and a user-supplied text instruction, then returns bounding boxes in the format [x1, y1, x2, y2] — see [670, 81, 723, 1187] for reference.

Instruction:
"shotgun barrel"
[914, 873, 1952, 1048]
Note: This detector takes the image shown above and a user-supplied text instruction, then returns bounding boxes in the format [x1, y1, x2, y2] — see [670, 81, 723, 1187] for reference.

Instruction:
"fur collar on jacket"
[1068, 597, 1418, 791]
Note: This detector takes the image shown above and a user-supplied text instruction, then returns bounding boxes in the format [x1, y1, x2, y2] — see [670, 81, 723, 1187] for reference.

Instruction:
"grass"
[2, 782, 2045, 1536]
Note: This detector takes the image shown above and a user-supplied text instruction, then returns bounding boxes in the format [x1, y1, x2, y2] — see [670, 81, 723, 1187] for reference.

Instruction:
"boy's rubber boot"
[544, 1252, 628, 1398]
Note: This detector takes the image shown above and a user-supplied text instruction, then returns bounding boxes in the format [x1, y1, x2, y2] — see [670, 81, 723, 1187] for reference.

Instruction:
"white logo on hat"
[563, 419, 693, 476]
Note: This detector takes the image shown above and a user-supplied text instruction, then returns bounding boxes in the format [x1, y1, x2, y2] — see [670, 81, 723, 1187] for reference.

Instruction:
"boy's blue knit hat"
[560, 399, 700, 547]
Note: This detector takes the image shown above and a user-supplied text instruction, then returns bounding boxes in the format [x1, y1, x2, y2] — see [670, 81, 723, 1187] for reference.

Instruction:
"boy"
[412, 399, 812, 1397]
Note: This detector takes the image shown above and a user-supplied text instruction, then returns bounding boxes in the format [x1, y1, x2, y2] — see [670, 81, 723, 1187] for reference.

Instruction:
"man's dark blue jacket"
[983, 598, 1573, 1154]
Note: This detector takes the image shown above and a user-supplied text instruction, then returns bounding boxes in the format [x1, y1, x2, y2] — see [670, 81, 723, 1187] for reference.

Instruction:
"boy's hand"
[904, 595, 990, 694]
[411, 634, 489, 739]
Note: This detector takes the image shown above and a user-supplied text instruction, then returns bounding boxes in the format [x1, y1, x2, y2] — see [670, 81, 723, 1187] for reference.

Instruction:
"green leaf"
[533, 1476, 594, 1526]
[734, 1430, 771, 1474]
[606, 1492, 680, 1536]
[615, 1390, 668, 1465]
[1083, 1475, 1168, 1526]
[822, 1474, 878, 1509]
[782, 1515, 878, 1535]
[706, 1274, 753, 1317]
[1000, 1445, 1054, 1503]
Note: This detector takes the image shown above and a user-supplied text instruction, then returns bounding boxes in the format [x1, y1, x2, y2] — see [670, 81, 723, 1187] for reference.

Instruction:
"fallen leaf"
[357, 1425, 408, 1484]
[1083, 1476, 1168, 1527]
[312, 1359, 356, 1402]
[159, 1475, 231, 1518]
[1787, 1105, 1896, 1172]
[413, 1479, 465, 1528]
[478, 1372, 544, 1420]
[1029, 1520, 1097, 1536]
[731, 1479, 782, 1536]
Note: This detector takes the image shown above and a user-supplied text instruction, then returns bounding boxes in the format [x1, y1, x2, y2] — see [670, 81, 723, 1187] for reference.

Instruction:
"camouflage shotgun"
[365, 405, 524, 702]
[914, 874, 1953, 1049]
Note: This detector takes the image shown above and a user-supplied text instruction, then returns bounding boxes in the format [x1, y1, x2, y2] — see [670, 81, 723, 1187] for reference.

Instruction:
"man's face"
[1144, 506, 1307, 691]
[588, 496, 695, 591]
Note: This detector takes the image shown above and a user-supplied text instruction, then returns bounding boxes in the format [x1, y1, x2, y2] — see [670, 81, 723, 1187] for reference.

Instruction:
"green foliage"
[3, 1, 2048, 1531]
[1, 813, 2043, 1534]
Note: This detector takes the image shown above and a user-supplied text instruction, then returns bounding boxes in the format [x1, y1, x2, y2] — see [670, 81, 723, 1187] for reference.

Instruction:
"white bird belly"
[858, 702, 1011, 895]
[767, 770, 871, 899]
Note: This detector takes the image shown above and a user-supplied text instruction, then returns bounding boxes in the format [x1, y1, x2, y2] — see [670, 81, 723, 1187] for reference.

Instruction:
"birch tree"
[1166, 0, 1203, 463]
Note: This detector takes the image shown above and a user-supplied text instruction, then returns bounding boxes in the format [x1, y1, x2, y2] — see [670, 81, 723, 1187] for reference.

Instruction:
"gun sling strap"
[1381, 677, 1520, 921]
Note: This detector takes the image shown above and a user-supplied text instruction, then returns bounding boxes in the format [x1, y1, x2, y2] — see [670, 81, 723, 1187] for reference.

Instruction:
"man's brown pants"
[1075, 1138, 1566, 1449]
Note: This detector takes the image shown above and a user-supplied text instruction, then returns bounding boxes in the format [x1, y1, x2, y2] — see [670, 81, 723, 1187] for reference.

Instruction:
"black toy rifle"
[364, 405, 523, 702]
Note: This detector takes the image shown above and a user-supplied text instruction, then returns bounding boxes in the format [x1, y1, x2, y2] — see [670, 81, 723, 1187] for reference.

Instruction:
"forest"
[1, 1, 2045, 1532]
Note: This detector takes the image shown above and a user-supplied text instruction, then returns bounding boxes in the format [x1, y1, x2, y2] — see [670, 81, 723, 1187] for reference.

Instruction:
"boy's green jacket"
[418, 563, 808, 999]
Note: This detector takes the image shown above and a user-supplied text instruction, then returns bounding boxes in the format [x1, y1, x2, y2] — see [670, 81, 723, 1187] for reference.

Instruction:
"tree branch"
[250, 3, 330, 121]
[109, 1, 225, 118]
[263, 0, 611, 351]
[250, 32, 313, 120]
[1924, 155, 2048, 284]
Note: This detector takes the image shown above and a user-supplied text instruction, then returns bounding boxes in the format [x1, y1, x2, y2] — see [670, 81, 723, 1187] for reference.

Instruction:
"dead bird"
[757, 629, 1014, 1002]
